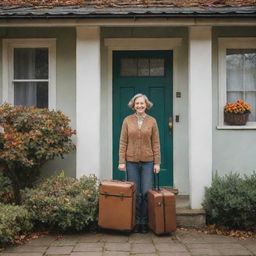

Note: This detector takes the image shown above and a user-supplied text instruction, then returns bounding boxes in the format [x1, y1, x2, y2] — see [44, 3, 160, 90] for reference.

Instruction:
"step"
[175, 195, 206, 229]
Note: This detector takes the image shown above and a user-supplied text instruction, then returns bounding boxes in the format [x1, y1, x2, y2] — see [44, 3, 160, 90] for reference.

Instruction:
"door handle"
[168, 117, 173, 136]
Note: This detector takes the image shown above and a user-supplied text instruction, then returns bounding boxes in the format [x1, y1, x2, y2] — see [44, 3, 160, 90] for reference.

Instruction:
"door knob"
[168, 117, 173, 136]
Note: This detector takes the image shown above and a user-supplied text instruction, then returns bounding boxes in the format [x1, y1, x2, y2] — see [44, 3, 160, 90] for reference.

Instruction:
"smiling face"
[134, 96, 147, 116]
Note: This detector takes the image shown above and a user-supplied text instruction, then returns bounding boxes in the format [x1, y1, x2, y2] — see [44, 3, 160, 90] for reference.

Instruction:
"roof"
[0, 0, 256, 19]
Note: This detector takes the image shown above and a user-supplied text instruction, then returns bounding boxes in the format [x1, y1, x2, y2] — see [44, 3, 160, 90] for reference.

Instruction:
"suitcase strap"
[100, 192, 133, 200]
[160, 190, 167, 233]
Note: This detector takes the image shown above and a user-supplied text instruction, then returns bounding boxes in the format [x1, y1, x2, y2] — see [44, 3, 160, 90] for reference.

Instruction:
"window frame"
[218, 37, 256, 129]
[2, 39, 56, 109]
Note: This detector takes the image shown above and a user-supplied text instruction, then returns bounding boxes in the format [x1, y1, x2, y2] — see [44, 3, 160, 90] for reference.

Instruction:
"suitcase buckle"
[120, 193, 124, 200]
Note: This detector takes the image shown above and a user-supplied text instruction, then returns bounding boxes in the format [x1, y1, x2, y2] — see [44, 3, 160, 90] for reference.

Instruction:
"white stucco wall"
[212, 26, 256, 178]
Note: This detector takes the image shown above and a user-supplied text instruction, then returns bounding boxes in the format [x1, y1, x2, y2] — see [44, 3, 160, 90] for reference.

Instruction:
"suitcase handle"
[119, 170, 128, 182]
[153, 173, 160, 191]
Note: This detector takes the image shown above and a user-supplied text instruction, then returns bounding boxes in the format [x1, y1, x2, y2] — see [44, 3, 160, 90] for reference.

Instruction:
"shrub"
[22, 174, 99, 232]
[0, 173, 14, 204]
[0, 104, 76, 204]
[203, 172, 256, 230]
[0, 203, 33, 245]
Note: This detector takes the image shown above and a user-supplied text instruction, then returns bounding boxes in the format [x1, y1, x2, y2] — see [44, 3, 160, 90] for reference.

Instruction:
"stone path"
[0, 229, 255, 256]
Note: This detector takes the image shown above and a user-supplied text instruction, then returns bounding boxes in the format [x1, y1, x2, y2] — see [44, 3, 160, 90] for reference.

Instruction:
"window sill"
[217, 123, 256, 130]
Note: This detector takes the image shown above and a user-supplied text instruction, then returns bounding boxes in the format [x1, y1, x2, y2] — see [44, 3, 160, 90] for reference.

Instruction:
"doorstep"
[176, 195, 206, 229]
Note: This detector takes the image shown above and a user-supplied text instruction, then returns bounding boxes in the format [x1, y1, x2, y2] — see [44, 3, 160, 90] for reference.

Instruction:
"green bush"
[0, 203, 33, 245]
[0, 173, 14, 204]
[22, 174, 99, 232]
[203, 172, 256, 230]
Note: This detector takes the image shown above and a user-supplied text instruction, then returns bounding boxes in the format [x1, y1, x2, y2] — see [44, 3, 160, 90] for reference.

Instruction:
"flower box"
[224, 112, 249, 125]
[224, 100, 251, 125]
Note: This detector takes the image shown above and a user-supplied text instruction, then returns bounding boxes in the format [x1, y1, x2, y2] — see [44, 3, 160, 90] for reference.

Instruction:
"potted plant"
[224, 100, 252, 125]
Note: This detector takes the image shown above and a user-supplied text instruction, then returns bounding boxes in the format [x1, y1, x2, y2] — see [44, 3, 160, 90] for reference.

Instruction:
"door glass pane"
[150, 58, 165, 76]
[14, 48, 48, 79]
[120, 58, 137, 76]
[14, 82, 48, 108]
[138, 58, 149, 76]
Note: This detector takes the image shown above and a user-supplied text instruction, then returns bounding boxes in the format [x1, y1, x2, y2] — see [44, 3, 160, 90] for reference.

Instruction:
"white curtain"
[226, 49, 256, 121]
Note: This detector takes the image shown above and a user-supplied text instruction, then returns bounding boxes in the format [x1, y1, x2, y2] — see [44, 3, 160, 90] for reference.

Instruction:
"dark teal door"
[113, 50, 173, 187]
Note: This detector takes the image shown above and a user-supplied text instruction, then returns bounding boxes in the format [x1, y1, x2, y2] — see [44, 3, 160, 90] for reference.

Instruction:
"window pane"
[227, 91, 243, 103]
[120, 59, 137, 76]
[150, 58, 164, 76]
[245, 92, 256, 121]
[138, 58, 149, 76]
[244, 51, 256, 91]
[226, 50, 244, 91]
[14, 82, 48, 108]
[14, 48, 48, 79]
[226, 49, 256, 91]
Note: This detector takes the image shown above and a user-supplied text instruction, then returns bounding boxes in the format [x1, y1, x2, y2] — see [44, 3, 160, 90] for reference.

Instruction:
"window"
[3, 39, 56, 109]
[218, 38, 256, 128]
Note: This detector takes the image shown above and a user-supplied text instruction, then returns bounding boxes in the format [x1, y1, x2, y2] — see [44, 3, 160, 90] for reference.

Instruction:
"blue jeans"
[126, 161, 153, 225]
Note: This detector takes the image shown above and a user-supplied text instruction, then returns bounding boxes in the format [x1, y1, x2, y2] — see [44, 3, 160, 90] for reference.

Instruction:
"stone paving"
[0, 229, 255, 256]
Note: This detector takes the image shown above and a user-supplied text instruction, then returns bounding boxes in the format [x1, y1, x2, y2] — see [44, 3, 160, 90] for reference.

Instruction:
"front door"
[113, 50, 173, 186]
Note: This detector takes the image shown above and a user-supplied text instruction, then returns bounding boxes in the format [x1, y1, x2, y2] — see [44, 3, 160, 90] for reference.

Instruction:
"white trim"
[0, 18, 255, 27]
[188, 26, 212, 209]
[76, 26, 101, 178]
[104, 37, 182, 181]
[218, 37, 256, 128]
[2, 39, 56, 109]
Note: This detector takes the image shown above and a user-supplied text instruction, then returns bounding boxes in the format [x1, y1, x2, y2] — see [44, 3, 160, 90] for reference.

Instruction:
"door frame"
[103, 37, 182, 183]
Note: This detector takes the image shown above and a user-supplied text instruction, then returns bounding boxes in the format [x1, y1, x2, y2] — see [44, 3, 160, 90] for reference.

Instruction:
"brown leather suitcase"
[98, 180, 136, 232]
[148, 175, 176, 235]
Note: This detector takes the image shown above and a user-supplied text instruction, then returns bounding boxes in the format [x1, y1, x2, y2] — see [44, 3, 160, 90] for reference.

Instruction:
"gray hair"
[128, 94, 153, 111]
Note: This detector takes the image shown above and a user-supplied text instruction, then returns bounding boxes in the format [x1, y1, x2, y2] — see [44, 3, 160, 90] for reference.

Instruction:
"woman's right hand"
[118, 163, 126, 171]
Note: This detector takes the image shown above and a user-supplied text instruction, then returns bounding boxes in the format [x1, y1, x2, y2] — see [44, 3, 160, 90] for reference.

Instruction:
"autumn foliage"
[0, 104, 76, 203]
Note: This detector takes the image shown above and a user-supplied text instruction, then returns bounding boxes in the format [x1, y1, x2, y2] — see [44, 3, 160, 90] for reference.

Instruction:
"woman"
[118, 93, 161, 233]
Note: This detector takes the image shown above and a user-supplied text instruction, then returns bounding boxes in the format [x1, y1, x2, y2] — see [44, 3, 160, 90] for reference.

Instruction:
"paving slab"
[45, 246, 73, 255]
[73, 242, 103, 252]
[0, 254, 43, 256]
[129, 233, 153, 243]
[104, 242, 131, 251]
[101, 234, 129, 243]
[78, 233, 103, 243]
[103, 252, 129, 256]
[133, 254, 158, 256]
[155, 243, 189, 252]
[188, 248, 222, 255]
[3, 245, 47, 253]
[186, 243, 246, 249]
[1, 229, 256, 256]
[243, 244, 256, 253]
[219, 248, 253, 255]
[159, 253, 191, 256]
[152, 235, 176, 244]
[71, 253, 103, 256]
[26, 236, 57, 246]
[131, 243, 156, 253]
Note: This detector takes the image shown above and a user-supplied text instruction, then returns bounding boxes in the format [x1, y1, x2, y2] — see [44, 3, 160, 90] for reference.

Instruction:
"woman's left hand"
[153, 164, 160, 173]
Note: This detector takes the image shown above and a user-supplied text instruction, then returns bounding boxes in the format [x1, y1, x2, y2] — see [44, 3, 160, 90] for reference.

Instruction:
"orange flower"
[224, 100, 252, 114]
